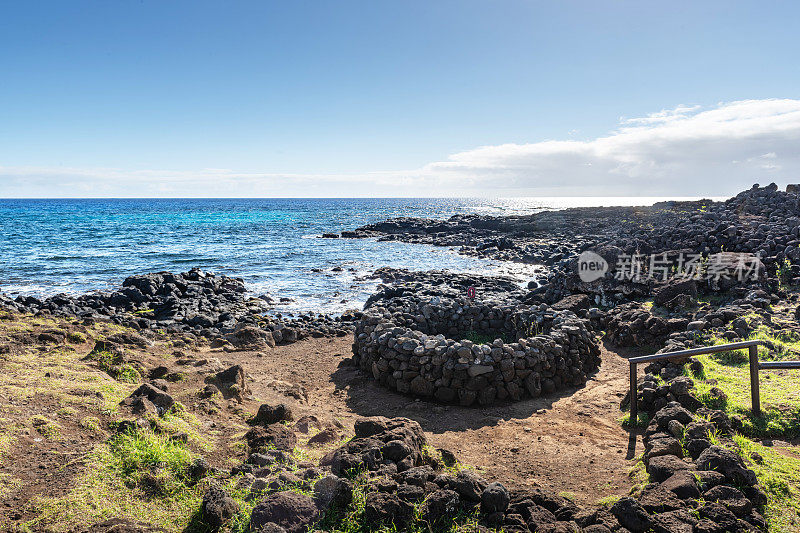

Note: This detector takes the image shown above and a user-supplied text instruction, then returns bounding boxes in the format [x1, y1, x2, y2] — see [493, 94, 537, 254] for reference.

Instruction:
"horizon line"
[0, 195, 727, 201]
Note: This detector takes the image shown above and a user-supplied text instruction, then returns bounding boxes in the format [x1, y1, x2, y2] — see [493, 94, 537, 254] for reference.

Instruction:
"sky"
[1, 1, 799, 198]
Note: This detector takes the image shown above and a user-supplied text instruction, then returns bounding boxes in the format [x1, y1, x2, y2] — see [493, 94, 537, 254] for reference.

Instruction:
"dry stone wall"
[352, 292, 601, 406]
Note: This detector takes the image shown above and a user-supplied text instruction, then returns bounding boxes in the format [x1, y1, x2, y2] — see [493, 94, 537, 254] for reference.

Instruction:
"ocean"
[0, 197, 710, 314]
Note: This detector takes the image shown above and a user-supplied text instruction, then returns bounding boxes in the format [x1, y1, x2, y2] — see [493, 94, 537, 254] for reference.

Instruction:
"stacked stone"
[623, 401, 769, 532]
[603, 303, 690, 347]
[352, 292, 601, 406]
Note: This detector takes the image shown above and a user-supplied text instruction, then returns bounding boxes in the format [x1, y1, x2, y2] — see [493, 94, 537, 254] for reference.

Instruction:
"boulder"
[449, 470, 487, 502]
[214, 364, 247, 400]
[660, 470, 701, 500]
[694, 470, 727, 491]
[120, 383, 174, 414]
[702, 485, 753, 517]
[697, 502, 740, 531]
[363, 492, 414, 527]
[312, 474, 353, 510]
[552, 294, 591, 313]
[245, 425, 298, 452]
[226, 325, 275, 351]
[650, 509, 697, 533]
[610, 497, 652, 532]
[480, 482, 510, 514]
[637, 485, 684, 513]
[307, 427, 339, 446]
[252, 403, 293, 425]
[420, 490, 460, 525]
[646, 454, 691, 483]
[201, 487, 239, 529]
[685, 438, 712, 460]
[653, 279, 698, 306]
[644, 436, 683, 460]
[696, 446, 758, 486]
[250, 491, 322, 533]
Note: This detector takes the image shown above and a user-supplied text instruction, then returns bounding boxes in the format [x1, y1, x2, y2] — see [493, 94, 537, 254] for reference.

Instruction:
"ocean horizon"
[0, 196, 726, 314]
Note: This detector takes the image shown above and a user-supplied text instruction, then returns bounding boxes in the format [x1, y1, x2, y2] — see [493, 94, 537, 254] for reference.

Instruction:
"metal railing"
[628, 339, 800, 422]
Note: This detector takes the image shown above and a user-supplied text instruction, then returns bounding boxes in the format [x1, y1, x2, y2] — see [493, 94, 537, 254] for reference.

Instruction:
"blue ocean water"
[0, 197, 701, 314]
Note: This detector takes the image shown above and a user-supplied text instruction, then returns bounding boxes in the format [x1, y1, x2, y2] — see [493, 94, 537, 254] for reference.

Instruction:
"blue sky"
[1, 1, 799, 197]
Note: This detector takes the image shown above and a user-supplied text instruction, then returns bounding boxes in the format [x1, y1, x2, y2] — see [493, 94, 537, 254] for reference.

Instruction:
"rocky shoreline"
[0, 268, 356, 348]
[2, 183, 799, 532]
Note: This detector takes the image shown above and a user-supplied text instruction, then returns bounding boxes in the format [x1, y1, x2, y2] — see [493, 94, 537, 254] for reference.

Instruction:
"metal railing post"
[749, 344, 761, 417]
[630, 362, 638, 424]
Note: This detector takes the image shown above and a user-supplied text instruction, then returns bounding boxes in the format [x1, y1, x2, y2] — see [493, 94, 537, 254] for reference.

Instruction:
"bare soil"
[243, 336, 642, 506]
[0, 315, 645, 530]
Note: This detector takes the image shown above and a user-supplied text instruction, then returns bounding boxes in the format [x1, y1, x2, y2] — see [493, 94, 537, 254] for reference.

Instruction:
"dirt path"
[241, 336, 643, 506]
[0, 318, 645, 529]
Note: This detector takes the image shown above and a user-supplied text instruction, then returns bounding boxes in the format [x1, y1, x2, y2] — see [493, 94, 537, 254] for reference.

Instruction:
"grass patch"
[620, 411, 650, 429]
[24, 427, 204, 532]
[558, 491, 576, 502]
[0, 473, 21, 498]
[79, 416, 102, 433]
[108, 428, 195, 496]
[92, 350, 142, 384]
[31, 415, 62, 440]
[596, 495, 621, 508]
[57, 406, 78, 417]
[67, 331, 87, 343]
[691, 329, 800, 439]
[733, 435, 800, 533]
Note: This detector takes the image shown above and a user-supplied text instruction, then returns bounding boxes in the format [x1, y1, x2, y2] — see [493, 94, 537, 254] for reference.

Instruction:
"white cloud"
[419, 98, 800, 196]
[2, 99, 800, 197]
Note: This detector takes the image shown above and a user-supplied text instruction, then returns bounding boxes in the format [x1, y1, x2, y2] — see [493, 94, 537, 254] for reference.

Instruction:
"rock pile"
[204, 415, 767, 532]
[353, 285, 600, 406]
[603, 303, 689, 348]
[224, 416, 613, 532]
[0, 268, 354, 344]
[614, 359, 769, 531]
[628, 402, 768, 532]
[341, 184, 798, 308]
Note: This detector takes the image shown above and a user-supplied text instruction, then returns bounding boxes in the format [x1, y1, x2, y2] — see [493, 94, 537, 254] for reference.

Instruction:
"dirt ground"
[241, 336, 643, 506]
[0, 317, 646, 528]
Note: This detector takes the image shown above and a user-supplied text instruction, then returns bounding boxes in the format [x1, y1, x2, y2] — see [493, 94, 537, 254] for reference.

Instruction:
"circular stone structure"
[352, 288, 601, 406]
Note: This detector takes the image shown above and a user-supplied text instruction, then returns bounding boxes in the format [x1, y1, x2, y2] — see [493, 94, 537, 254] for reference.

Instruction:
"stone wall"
[352, 293, 601, 406]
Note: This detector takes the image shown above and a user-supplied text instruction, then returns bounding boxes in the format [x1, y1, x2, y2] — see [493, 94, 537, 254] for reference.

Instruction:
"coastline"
[1, 183, 799, 532]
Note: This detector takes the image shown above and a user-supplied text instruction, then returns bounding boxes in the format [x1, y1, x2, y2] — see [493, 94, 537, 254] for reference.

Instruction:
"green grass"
[24, 423, 316, 533]
[78, 416, 102, 433]
[733, 435, 800, 533]
[690, 327, 800, 438]
[595, 495, 621, 508]
[30, 415, 62, 440]
[558, 491, 576, 502]
[92, 350, 142, 384]
[108, 428, 195, 496]
[777, 259, 793, 291]
[23, 427, 203, 531]
[0, 473, 21, 498]
[619, 411, 650, 429]
[67, 331, 86, 343]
